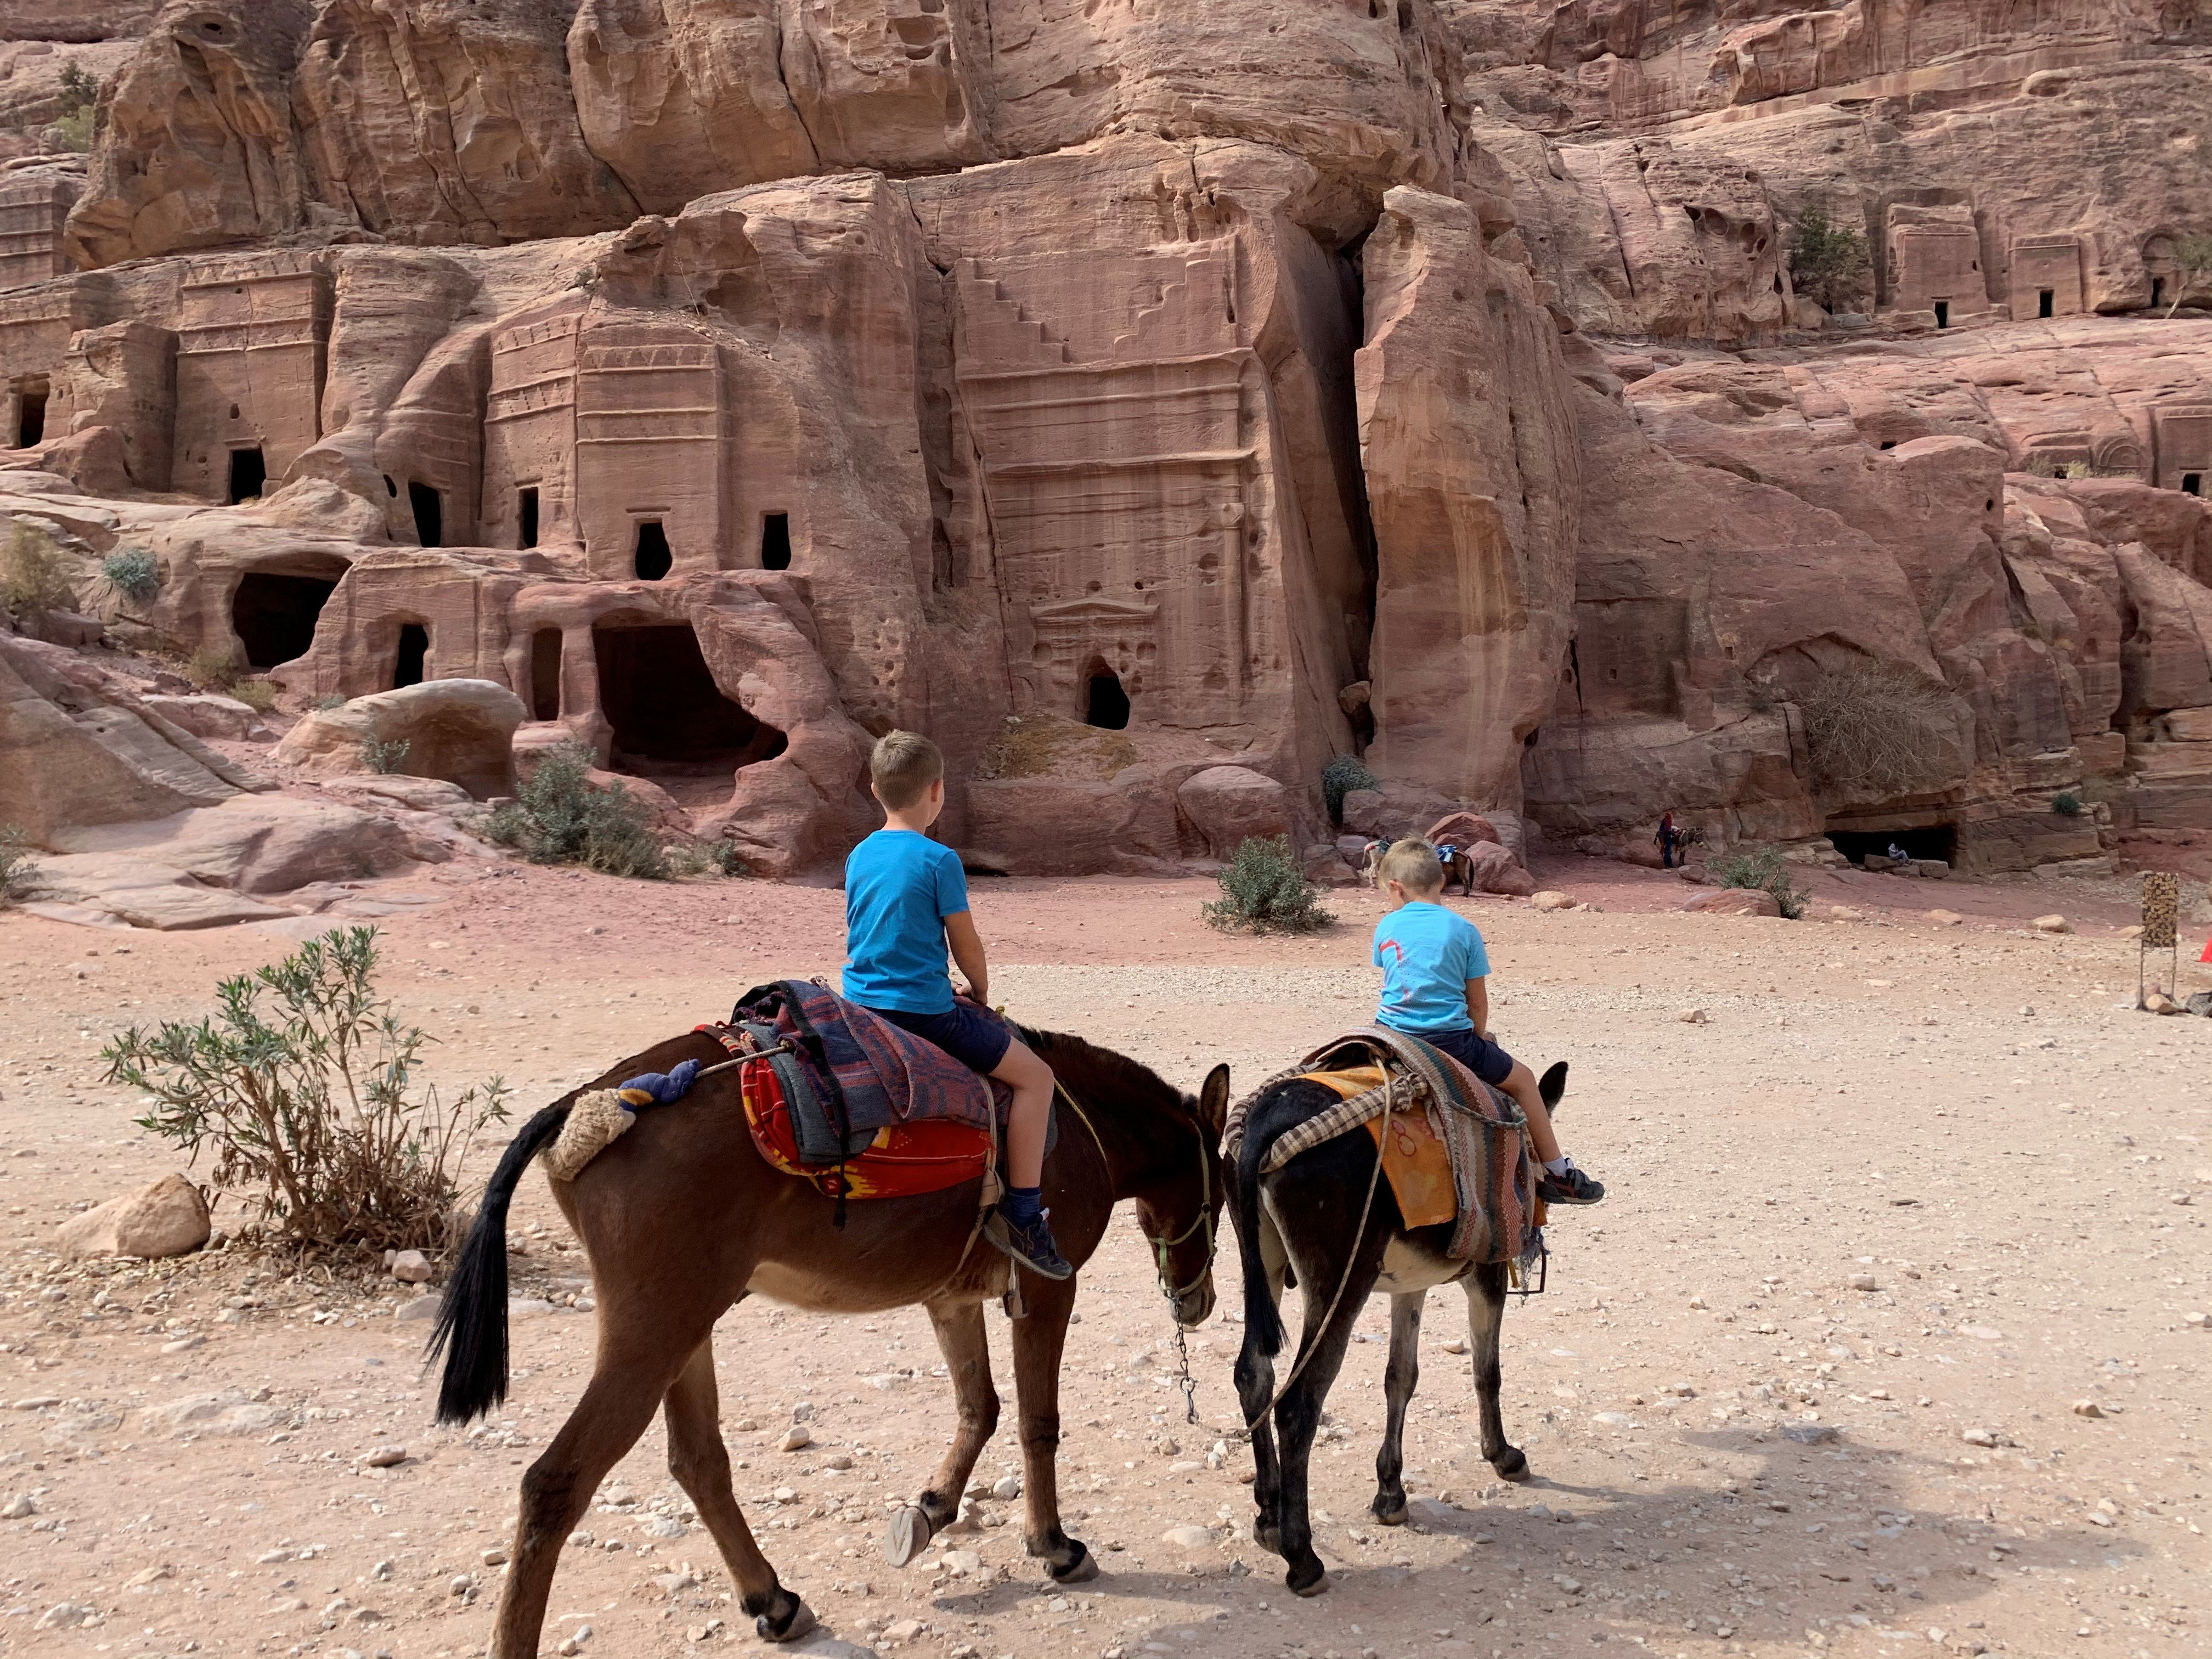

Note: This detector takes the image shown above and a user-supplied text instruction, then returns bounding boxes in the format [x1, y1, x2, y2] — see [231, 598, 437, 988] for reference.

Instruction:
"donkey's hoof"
[1048, 1541, 1098, 1584]
[1491, 1447, 1531, 1483]
[1253, 1520, 1283, 1556]
[755, 1595, 815, 1643]
[883, 1505, 933, 1568]
[1287, 1564, 1329, 1598]
[1372, 1497, 1409, 1527]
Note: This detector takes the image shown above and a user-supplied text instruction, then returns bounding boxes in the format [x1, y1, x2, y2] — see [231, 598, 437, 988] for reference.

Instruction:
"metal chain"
[1165, 1277, 1200, 1426]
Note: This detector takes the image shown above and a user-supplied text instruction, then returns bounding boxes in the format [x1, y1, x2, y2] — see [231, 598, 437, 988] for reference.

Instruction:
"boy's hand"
[957, 979, 989, 1007]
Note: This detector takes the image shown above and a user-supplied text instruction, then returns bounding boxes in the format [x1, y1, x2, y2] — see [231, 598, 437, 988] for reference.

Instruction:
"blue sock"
[1002, 1186, 1043, 1226]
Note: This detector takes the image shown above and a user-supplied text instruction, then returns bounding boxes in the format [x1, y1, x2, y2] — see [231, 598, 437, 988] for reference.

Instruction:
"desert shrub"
[1203, 834, 1333, 934]
[1794, 659, 1954, 800]
[360, 736, 411, 775]
[2051, 791, 2083, 817]
[315, 693, 347, 712]
[102, 926, 511, 1252]
[0, 520, 74, 618]
[665, 839, 744, 878]
[2163, 233, 2212, 317]
[229, 676, 277, 713]
[1788, 204, 1871, 313]
[482, 740, 667, 880]
[50, 63, 98, 154]
[0, 826, 36, 906]
[1708, 843, 1809, 920]
[186, 644, 239, 690]
[1321, 753, 1378, 821]
[101, 546, 159, 600]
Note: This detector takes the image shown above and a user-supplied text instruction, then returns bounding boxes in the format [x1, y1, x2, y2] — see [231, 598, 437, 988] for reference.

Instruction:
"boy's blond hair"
[1378, 838, 1446, 893]
[870, 729, 944, 810]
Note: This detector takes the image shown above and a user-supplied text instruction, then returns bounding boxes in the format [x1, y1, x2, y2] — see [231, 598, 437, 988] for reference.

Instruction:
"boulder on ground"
[1176, 765, 1290, 860]
[275, 679, 526, 799]
[1425, 811, 1502, 850]
[1457, 840, 1537, 896]
[2030, 913, 2072, 933]
[1679, 887, 1782, 917]
[1531, 890, 1575, 912]
[56, 1174, 210, 1260]
[1339, 781, 1457, 838]
[139, 693, 262, 742]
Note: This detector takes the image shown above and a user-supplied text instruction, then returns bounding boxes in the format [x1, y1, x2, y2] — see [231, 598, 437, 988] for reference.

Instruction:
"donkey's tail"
[1234, 1114, 1285, 1361]
[430, 1102, 572, 1424]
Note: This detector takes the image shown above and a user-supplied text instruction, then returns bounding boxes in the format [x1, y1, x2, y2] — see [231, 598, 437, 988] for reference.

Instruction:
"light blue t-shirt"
[1372, 902, 1492, 1034]
[841, 830, 969, 1014]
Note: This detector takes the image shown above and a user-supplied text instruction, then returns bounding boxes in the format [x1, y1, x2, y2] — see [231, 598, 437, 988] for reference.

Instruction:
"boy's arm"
[944, 909, 990, 1005]
[1467, 977, 1490, 1040]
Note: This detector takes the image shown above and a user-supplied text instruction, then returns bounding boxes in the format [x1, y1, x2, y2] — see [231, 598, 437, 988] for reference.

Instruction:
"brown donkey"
[431, 1025, 1229, 1655]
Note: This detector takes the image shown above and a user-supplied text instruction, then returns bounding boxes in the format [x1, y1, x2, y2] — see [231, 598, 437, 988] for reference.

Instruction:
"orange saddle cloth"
[1301, 1065, 1459, 1229]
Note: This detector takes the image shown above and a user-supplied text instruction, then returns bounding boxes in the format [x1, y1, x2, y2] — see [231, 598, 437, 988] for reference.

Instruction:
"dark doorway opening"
[230, 571, 338, 669]
[14, 381, 46, 449]
[529, 628, 562, 721]
[2153, 278, 2166, 309]
[1932, 300, 1950, 329]
[393, 622, 428, 689]
[592, 621, 786, 804]
[1826, 824, 1957, 867]
[408, 481, 443, 548]
[1085, 665, 1131, 730]
[228, 447, 267, 504]
[633, 521, 672, 581]
[760, 512, 792, 571]
[2038, 289, 2055, 319]
[2184, 472, 2203, 497]
[518, 487, 539, 550]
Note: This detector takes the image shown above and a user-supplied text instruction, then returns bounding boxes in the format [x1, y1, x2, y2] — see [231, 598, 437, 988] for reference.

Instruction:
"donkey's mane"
[1023, 1025, 1197, 1126]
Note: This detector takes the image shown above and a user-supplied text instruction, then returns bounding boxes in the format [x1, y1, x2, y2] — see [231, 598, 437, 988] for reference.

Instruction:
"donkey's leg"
[664, 1336, 812, 1641]
[490, 1336, 698, 1659]
[1463, 1260, 1527, 1481]
[1233, 1202, 1294, 1557]
[1371, 1290, 1423, 1525]
[1272, 1248, 1380, 1596]
[1008, 1269, 1093, 1583]
[884, 1297, 999, 1568]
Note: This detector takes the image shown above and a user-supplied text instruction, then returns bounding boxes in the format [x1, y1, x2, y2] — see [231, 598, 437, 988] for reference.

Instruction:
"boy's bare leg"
[991, 1036, 1054, 1189]
[1497, 1060, 1563, 1165]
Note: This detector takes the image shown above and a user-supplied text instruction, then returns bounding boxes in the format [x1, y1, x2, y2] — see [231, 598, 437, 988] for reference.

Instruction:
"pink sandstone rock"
[57, 1173, 208, 1261]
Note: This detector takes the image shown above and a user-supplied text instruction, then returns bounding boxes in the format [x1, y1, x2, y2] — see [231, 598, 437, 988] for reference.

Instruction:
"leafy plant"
[1202, 834, 1333, 934]
[315, 693, 348, 712]
[0, 825, 36, 906]
[667, 838, 748, 878]
[1787, 204, 1872, 314]
[101, 547, 159, 601]
[50, 63, 98, 154]
[186, 644, 239, 690]
[1321, 753, 1378, 822]
[2163, 233, 2212, 318]
[0, 520, 74, 618]
[481, 740, 668, 880]
[2051, 791, 2083, 817]
[360, 736, 411, 775]
[102, 927, 511, 1252]
[1793, 659, 1954, 800]
[1708, 843, 1808, 919]
[229, 676, 277, 714]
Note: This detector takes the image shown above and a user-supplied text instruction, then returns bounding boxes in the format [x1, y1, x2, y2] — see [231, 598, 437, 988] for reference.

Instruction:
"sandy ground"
[0, 860, 2207, 1659]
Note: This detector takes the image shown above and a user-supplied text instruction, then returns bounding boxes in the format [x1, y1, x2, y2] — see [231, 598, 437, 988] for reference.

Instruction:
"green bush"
[1321, 753, 1378, 821]
[186, 644, 239, 690]
[1787, 204, 1871, 314]
[1708, 844, 1809, 920]
[0, 825, 36, 906]
[0, 520, 74, 617]
[2051, 791, 2083, 817]
[1203, 834, 1333, 934]
[101, 547, 159, 601]
[482, 740, 668, 880]
[666, 839, 746, 878]
[102, 926, 511, 1252]
[360, 736, 411, 775]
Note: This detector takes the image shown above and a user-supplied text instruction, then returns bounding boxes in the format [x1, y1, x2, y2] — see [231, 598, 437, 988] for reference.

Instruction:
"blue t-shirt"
[1372, 902, 1492, 1034]
[842, 830, 969, 1014]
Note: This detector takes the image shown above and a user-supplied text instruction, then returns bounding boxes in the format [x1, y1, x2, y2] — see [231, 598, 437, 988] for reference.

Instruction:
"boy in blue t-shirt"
[842, 731, 1070, 1278]
[1372, 839, 1602, 1205]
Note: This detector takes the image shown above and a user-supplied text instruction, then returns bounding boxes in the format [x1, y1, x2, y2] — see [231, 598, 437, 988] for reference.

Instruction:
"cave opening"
[228, 447, 266, 504]
[230, 571, 338, 669]
[1826, 824, 1957, 867]
[2183, 472, 2202, 497]
[2152, 277, 2166, 309]
[409, 481, 443, 549]
[518, 487, 539, 550]
[14, 380, 46, 449]
[2039, 289, 2055, 319]
[393, 622, 428, 688]
[634, 520, 672, 580]
[529, 628, 562, 721]
[760, 511, 791, 571]
[591, 620, 786, 803]
[1933, 300, 1950, 329]
[1084, 664, 1131, 730]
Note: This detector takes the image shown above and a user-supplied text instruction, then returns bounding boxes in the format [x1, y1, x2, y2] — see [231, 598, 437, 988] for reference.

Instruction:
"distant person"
[1887, 841, 1913, 871]
[1371, 839, 1603, 1205]
[843, 731, 1070, 1279]
[1656, 812, 1678, 868]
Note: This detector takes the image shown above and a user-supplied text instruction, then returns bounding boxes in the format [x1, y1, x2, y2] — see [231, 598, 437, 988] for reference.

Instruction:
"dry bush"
[0, 826, 35, 906]
[186, 644, 240, 690]
[229, 676, 278, 713]
[1794, 661, 1954, 800]
[102, 926, 510, 1252]
[1203, 835, 1333, 934]
[974, 714, 1139, 782]
[0, 520, 74, 618]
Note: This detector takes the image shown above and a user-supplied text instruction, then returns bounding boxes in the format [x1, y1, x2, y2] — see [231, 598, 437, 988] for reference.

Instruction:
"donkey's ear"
[1197, 1064, 1231, 1139]
[1538, 1060, 1568, 1111]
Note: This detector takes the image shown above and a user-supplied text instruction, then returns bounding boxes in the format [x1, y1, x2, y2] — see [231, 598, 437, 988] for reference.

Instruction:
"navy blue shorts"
[872, 1000, 1014, 1076]
[1403, 1026, 1515, 1088]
